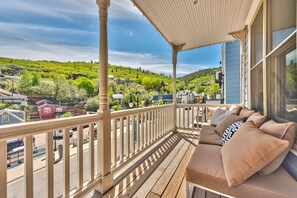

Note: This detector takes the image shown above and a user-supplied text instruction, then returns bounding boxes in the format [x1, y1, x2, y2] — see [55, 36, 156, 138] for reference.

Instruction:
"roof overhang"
[132, 0, 254, 51]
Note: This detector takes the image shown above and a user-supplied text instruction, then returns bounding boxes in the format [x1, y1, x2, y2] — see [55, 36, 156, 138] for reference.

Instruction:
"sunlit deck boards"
[88, 129, 201, 198]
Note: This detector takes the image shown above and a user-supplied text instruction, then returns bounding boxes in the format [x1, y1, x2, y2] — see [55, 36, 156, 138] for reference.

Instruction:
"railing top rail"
[111, 104, 174, 118]
[0, 113, 103, 141]
[176, 104, 239, 108]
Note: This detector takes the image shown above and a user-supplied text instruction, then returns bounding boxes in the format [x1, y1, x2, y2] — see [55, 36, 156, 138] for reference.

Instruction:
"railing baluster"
[46, 132, 54, 198]
[112, 119, 117, 167]
[192, 106, 194, 129]
[148, 111, 151, 144]
[0, 140, 7, 198]
[89, 123, 95, 181]
[183, 108, 185, 128]
[153, 111, 155, 141]
[141, 113, 144, 149]
[187, 107, 190, 128]
[126, 115, 130, 158]
[63, 128, 70, 198]
[24, 135, 33, 198]
[179, 107, 182, 127]
[144, 112, 147, 146]
[196, 107, 199, 129]
[137, 114, 140, 151]
[131, 115, 135, 155]
[77, 125, 84, 190]
[120, 117, 124, 162]
[202, 107, 206, 123]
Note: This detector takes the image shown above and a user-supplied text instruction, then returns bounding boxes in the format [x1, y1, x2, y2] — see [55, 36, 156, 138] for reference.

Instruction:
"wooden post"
[96, 0, 113, 193]
[171, 43, 185, 131]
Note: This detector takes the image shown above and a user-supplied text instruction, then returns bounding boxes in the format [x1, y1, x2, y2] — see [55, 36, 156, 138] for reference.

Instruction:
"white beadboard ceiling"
[132, 0, 253, 51]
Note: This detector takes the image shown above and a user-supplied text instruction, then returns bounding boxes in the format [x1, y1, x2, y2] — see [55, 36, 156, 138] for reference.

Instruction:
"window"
[2, 113, 9, 122]
[267, 0, 296, 52]
[44, 108, 51, 114]
[251, 5, 263, 66]
[267, 37, 297, 122]
[251, 63, 263, 114]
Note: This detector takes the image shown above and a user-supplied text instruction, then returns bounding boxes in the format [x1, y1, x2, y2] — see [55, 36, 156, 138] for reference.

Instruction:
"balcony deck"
[87, 129, 227, 198]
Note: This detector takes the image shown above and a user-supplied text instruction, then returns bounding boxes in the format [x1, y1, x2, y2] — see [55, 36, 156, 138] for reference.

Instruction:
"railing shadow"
[87, 130, 199, 198]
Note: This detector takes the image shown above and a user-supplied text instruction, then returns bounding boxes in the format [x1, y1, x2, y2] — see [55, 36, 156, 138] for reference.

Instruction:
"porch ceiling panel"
[132, 0, 253, 51]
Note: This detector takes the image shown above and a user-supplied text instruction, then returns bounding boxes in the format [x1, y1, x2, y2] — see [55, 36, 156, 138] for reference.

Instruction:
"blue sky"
[0, 0, 221, 77]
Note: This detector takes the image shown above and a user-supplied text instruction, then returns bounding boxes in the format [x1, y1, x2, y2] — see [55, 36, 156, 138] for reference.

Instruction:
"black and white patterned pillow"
[221, 121, 244, 145]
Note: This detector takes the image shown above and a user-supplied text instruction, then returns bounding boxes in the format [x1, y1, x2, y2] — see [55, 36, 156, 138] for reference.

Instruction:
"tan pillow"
[214, 113, 244, 136]
[207, 107, 227, 121]
[221, 122, 289, 187]
[239, 108, 255, 121]
[259, 120, 296, 175]
[246, 112, 267, 127]
[210, 108, 226, 126]
[229, 105, 242, 115]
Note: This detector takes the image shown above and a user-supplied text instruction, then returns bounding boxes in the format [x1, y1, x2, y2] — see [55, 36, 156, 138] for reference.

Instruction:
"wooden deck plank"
[151, 131, 198, 196]
[176, 176, 187, 198]
[132, 131, 193, 198]
[146, 192, 160, 198]
[161, 131, 199, 198]
[103, 133, 181, 198]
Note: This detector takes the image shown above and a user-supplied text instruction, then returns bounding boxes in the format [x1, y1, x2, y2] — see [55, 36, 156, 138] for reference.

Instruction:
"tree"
[18, 70, 32, 93]
[61, 112, 73, 118]
[75, 77, 95, 96]
[204, 78, 220, 99]
[84, 96, 99, 111]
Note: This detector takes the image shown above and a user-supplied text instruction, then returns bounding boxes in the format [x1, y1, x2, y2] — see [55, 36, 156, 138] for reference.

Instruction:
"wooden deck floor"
[88, 129, 223, 198]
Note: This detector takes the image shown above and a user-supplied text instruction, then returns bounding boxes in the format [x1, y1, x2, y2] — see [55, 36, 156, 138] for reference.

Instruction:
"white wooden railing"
[176, 104, 236, 130]
[0, 114, 102, 198]
[110, 104, 174, 171]
[0, 104, 175, 198]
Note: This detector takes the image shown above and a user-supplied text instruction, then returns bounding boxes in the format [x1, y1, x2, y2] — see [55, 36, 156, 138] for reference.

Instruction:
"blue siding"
[0, 115, 23, 125]
[225, 40, 241, 104]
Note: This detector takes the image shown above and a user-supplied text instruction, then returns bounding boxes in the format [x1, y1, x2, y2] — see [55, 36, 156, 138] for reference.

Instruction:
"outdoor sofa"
[186, 106, 297, 198]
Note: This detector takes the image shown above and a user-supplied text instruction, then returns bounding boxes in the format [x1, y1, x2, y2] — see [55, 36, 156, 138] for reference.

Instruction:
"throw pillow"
[210, 108, 226, 126]
[246, 112, 267, 127]
[206, 107, 227, 122]
[214, 113, 244, 136]
[239, 108, 255, 121]
[221, 122, 289, 187]
[229, 105, 242, 115]
[220, 120, 244, 145]
[258, 120, 296, 175]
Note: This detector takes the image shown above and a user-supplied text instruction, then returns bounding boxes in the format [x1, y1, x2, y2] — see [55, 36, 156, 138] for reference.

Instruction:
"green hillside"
[0, 57, 220, 111]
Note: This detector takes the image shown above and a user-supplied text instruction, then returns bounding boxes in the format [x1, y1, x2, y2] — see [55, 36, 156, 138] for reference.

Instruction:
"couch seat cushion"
[199, 123, 221, 145]
[186, 144, 297, 198]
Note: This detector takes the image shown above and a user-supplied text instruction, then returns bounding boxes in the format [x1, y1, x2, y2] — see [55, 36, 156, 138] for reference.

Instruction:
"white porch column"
[96, 0, 112, 193]
[171, 44, 185, 131]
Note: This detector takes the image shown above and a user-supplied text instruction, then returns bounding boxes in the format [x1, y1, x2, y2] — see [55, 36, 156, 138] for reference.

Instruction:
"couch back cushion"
[221, 122, 289, 187]
[207, 107, 227, 122]
[239, 108, 255, 121]
[246, 112, 267, 127]
[258, 120, 296, 175]
[214, 113, 244, 136]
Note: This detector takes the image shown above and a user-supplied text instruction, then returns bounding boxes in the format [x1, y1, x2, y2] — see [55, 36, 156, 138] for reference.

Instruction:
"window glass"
[252, 6, 263, 65]
[268, 42, 297, 122]
[44, 108, 51, 114]
[268, 0, 296, 52]
[3, 113, 9, 122]
[251, 64, 263, 114]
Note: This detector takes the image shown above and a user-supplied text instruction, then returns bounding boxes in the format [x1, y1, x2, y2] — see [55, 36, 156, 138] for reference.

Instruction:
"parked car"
[7, 139, 24, 152]
[53, 129, 74, 139]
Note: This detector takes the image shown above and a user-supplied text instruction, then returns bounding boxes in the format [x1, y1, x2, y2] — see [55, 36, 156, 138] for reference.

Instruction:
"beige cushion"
[246, 112, 267, 127]
[210, 108, 226, 126]
[199, 123, 221, 145]
[259, 120, 296, 175]
[186, 144, 297, 198]
[239, 108, 255, 121]
[214, 113, 244, 136]
[207, 107, 227, 122]
[221, 122, 289, 187]
[229, 105, 242, 115]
